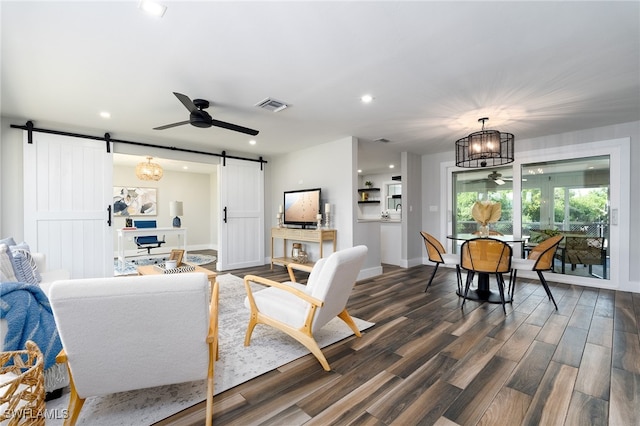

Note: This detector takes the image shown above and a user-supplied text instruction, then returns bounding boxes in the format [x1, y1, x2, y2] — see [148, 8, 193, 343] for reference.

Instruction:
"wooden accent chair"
[243, 245, 367, 371]
[510, 234, 564, 310]
[460, 238, 512, 313]
[420, 231, 462, 293]
[49, 273, 218, 426]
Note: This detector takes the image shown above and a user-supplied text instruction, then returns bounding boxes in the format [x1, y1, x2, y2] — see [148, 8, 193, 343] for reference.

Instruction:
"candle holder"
[324, 212, 331, 229]
[277, 213, 283, 228]
[316, 214, 323, 229]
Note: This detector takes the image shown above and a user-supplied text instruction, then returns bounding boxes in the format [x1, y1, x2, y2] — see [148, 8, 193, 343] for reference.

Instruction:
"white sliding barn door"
[23, 132, 113, 278]
[218, 158, 264, 271]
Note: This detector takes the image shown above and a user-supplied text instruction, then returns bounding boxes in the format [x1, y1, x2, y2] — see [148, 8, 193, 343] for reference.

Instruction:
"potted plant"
[365, 180, 373, 188]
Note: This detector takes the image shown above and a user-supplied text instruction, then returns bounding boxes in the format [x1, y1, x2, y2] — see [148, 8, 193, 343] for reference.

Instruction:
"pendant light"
[136, 156, 163, 181]
[455, 118, 514, 168]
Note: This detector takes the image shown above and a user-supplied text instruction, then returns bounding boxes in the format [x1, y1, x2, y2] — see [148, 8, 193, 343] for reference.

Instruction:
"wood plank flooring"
[155, 262, 639, 425]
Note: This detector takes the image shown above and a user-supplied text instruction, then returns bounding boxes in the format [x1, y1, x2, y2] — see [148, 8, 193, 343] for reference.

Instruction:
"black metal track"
[10, 121, 267, 165]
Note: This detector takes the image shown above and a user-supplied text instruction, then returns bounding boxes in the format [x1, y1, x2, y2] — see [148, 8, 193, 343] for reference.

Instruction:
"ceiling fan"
[468, 171, 512, 186]
[154, 92, 259, 136]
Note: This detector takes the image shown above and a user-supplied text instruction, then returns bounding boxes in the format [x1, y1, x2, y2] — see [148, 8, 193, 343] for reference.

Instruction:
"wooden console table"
[270, 227, 337, 269]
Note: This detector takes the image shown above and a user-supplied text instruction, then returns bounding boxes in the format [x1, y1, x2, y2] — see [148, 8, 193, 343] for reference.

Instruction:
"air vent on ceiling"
[373, 138, 391, 143]
[255, 97, 288, 112]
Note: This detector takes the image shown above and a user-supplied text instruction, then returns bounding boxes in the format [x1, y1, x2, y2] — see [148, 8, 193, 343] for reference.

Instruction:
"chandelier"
[136, 156, 163, 181]
[455, 117, 514, 168]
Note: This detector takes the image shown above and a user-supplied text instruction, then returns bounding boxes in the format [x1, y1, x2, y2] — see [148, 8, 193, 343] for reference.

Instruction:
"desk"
[117, 227, 187, 269]
[448, 234, 523, 304]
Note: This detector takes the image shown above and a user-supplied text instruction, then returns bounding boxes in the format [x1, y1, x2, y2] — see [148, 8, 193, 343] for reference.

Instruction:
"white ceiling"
[2, 1, 638, 174]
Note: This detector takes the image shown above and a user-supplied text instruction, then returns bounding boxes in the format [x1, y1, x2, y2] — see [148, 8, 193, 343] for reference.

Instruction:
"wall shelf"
[358, 200, 380, 204]
[358, 188, 380, 192]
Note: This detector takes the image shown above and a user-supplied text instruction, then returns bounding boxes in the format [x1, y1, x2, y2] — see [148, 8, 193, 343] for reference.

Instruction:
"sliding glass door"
[521, 156, 610, 280]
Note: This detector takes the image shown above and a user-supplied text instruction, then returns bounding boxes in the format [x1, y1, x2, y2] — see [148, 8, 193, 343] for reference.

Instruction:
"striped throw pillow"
[10, 248, 40, 285]
[0, 243, 18, 282]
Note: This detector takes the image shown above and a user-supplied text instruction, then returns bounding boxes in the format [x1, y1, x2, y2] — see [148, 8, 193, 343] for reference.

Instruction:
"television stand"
[270, 227, 337, 269]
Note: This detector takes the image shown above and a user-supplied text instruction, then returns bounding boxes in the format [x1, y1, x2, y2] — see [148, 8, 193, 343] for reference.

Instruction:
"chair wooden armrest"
[286, 262, 314, 282]
[207, 281, 219, 346]
[244, 275, 323, 307]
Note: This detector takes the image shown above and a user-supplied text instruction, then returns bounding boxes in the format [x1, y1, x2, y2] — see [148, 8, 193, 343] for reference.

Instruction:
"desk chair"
[460, 238, 512, 313]
[133, 220, 165, 254]
[420, 232, 462, 293]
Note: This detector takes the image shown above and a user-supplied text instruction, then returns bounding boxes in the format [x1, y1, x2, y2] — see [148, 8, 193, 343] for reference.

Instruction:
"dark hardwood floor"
[156, 260, 640, 426]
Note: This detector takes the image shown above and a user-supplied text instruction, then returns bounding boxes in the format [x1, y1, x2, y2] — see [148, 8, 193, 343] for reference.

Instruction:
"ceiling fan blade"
[173, 92, 197, 113]
[153, 120, 191, 130]
[210, 118, 259, 136]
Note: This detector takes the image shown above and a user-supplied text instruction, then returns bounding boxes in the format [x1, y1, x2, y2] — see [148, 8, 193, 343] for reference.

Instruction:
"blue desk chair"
[133, 220, 165, 254]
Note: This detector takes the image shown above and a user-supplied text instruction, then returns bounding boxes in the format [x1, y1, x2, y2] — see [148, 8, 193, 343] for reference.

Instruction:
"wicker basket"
[0, 340, 46, 425]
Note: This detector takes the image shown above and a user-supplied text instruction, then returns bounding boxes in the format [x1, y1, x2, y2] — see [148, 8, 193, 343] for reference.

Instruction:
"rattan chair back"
[420, 231, 446, 264]
[529, 234, 564, 271]
[460, 238, 512, 274]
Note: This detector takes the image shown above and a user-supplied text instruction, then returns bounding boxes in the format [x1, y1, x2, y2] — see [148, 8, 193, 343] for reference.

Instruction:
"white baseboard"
[358, 265, 383, 280]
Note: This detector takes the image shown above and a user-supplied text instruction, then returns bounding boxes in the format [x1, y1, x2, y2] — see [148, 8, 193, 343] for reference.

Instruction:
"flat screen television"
[283, 188, 321, 228]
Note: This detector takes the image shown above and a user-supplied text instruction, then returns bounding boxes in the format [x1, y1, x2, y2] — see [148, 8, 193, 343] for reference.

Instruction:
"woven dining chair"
[420, 232, 462, 293]
[459, 238, 512, 313]
[510, 234, 564, 310]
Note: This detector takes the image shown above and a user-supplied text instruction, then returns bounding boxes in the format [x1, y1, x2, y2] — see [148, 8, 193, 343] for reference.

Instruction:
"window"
[452, 167, 514, 236]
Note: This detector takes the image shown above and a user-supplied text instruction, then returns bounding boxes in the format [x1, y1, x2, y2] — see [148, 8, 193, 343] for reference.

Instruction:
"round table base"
[457, 289, 512, 304]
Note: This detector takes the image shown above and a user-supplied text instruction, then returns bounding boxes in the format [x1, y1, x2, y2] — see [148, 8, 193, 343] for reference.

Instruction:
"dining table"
[447, 234, 525, 304]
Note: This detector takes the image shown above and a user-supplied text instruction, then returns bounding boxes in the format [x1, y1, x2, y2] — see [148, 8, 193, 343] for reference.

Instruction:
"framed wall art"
[169, 249, 185, 266]
[113, 187, 157, 216]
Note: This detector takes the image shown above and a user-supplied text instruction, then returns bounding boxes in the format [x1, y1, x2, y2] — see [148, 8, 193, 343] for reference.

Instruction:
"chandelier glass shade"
[455, 118, 514, 168]
[136, 156, 163, 181]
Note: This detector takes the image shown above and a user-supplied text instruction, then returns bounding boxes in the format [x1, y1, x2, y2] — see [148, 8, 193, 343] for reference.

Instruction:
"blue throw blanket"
[0, 282, 62, 369]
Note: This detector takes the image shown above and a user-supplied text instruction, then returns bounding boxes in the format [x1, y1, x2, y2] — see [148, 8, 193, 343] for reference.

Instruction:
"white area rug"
[46, 273, 374, 425]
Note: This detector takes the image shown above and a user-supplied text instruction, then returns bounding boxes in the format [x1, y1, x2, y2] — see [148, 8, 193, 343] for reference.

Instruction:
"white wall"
[267, 136, 382, 278]
[268, 137, 358, 258]
[422, 120, 640, 291]
[112, 164, 215, 254]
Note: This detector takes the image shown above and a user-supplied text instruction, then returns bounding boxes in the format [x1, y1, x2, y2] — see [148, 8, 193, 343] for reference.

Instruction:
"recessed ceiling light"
[182, 166, 188, 170]
[249, 140, 257, 145]
[138, 0, 167, 17]
[357, 169, 362, 173]
[99, 111, 111, 119]
[389, 164, 395, 169]
[361, 94, 374, 103]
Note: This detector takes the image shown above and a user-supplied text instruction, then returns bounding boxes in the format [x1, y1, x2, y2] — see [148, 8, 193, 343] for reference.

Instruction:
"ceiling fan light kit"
[455, 117, 514, 168]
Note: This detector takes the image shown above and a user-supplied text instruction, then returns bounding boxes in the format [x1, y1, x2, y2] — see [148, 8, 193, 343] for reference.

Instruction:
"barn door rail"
[11, 121, 268, 166]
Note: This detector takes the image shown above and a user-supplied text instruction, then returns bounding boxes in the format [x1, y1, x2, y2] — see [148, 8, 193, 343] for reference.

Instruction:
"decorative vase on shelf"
[478, 224, 489, 237]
